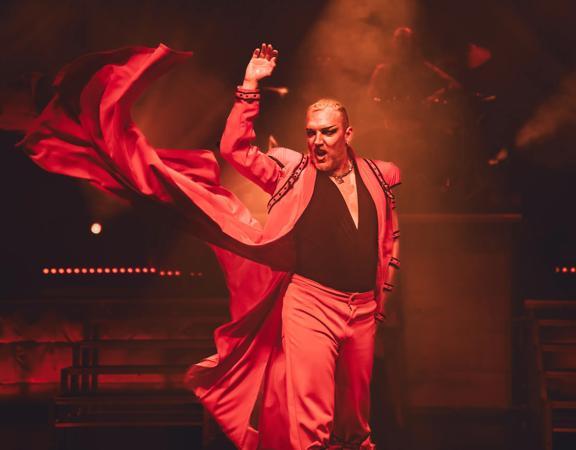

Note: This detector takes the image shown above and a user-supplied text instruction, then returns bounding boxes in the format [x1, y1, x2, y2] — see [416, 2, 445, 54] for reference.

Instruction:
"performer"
[19, 43, 400, 449]
[368, 26, 461, 110]
[215, 43, 400, 449]
[364, 26, 461, 208]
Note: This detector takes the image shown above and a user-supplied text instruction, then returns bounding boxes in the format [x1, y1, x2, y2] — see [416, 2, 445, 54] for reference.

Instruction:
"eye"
[322, 129, 336, 136]
[305, 129, 315, 138]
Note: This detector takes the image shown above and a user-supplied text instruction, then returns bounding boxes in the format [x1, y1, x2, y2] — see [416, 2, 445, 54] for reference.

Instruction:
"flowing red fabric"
[19, 44, 294, 448]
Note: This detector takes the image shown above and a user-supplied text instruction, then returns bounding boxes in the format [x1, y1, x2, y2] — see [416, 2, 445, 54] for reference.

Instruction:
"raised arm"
[220, 44, 283, 195]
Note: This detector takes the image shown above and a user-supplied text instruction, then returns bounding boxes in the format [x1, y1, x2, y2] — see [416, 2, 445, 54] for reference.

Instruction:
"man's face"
[305, 107, 352, 173]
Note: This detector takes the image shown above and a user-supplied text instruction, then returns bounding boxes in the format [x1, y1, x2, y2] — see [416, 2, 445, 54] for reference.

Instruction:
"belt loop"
[347, 293, 356, 308]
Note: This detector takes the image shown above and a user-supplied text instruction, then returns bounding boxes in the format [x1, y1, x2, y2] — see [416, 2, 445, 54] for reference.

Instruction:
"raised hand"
[242, 43, 278, 90]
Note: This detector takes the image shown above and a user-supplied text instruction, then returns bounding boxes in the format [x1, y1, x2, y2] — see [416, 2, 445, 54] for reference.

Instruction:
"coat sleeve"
[219, 89, 283, 195]
[382, 161, 401, 188]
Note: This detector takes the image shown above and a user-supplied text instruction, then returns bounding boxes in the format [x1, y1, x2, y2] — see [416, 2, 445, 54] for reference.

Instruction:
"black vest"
[293, 164, 378, 292]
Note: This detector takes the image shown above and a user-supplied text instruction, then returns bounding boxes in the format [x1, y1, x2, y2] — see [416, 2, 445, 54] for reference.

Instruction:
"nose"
[313, 131, 323, 146]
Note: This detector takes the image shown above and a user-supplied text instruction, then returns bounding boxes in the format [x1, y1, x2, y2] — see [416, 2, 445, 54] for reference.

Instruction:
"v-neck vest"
[292, 164, 378, 292]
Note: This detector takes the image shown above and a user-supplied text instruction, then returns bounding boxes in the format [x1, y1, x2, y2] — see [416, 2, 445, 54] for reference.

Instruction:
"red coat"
[20, 45, 400, 449]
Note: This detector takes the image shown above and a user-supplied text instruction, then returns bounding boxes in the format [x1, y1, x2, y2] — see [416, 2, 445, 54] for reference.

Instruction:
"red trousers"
[280, 274, 377, 450]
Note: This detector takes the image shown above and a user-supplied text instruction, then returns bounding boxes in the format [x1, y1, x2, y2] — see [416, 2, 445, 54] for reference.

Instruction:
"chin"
[312, 159, 333, 172]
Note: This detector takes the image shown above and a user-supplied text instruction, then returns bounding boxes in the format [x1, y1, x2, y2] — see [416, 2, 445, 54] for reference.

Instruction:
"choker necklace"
[331, 160, 353, 184]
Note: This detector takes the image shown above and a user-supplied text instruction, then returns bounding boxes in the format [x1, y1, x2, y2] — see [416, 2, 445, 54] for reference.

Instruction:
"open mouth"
[314, 148, 327, 160]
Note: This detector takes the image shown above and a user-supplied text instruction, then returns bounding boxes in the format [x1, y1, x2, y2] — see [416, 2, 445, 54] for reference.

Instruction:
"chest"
[264, 158, 389, 249]
[296, 168, 376, 235]
[330, 170, 359, 228]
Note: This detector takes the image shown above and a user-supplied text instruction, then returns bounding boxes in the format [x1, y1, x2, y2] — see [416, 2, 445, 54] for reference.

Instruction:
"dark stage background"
[1, 0, 575, 449]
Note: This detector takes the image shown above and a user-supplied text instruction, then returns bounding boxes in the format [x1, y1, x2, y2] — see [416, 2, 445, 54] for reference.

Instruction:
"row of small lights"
[555, 267, 576, 274]
[42, 267, 204, 277]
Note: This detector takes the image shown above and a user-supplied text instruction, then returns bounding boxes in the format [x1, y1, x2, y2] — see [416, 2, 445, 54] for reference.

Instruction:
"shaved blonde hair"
[307, 98, 350, 128]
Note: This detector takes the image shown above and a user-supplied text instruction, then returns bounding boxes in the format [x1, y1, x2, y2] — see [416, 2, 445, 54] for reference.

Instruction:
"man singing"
[214, 43, 401, 449]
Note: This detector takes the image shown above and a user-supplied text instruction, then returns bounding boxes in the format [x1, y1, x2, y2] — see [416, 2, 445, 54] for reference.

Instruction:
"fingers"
[252, 43, 279, 61]
[266, 45, 278, 61]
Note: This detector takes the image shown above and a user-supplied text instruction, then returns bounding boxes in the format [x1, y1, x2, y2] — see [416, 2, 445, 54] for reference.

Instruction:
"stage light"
[90, 222, 102, 235]
[264, 86, 289, 97]
[40, 264, 184, 277]
[562, 267, 568, 273]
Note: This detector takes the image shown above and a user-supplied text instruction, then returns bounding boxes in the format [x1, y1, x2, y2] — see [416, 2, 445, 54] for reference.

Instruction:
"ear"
[345, 126, 354, 144]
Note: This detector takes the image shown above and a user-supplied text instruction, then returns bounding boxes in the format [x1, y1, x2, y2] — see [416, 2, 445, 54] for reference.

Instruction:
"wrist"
[242, 79, 259, 90]
[236, 85, 260, 102]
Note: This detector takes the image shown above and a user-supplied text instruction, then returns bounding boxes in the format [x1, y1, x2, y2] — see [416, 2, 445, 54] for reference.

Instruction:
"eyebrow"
[305, 125, 338, 132]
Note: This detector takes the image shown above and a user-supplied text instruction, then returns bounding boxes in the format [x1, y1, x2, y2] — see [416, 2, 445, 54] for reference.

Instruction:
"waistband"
[290, 274, 375, 304]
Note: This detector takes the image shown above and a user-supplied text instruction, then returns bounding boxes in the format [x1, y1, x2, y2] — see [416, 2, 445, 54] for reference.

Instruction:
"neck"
[330, 159, 352, 178]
